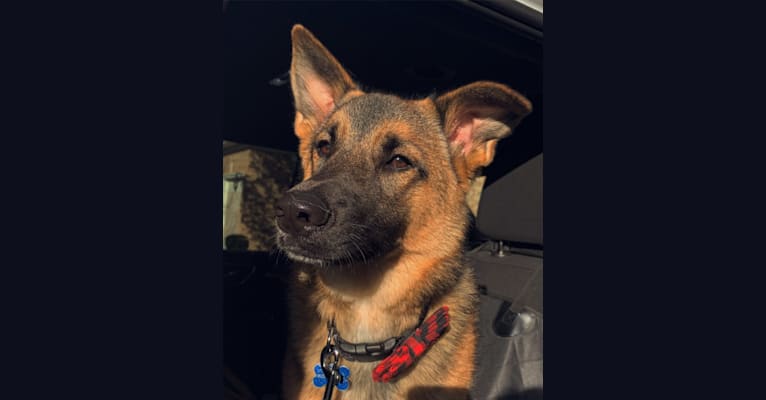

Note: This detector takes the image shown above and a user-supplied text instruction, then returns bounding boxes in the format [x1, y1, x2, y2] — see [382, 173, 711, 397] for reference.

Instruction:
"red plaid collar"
[323, 305, 451, 383]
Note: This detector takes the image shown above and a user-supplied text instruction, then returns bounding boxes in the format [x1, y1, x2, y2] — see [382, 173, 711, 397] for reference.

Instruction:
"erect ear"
[435, 81, 532, 189]
[290, 25, 357, 139]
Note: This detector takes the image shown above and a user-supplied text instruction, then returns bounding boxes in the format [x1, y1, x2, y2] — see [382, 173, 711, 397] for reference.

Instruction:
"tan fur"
[280, 25, 531, 400]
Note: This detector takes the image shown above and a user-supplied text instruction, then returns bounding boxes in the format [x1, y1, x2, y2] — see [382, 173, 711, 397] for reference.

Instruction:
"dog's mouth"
[279, 248, 332, 266]
[276, 229, 362, 266]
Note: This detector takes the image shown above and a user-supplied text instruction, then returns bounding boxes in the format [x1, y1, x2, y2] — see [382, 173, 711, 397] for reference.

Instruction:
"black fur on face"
[275, 94, 433, 267]
[276, 173, 408, 267]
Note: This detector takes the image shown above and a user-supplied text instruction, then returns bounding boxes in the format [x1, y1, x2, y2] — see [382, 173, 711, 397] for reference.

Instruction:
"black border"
[6, 1, 222, 398]
[546, 2, 761, 397]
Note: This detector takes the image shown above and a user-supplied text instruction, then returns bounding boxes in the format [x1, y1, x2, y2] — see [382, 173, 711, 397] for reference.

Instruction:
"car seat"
[469, 153, 543, 400]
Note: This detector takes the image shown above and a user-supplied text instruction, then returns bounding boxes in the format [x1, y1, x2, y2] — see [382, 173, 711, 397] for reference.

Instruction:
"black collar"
[329, 304, 430, 362]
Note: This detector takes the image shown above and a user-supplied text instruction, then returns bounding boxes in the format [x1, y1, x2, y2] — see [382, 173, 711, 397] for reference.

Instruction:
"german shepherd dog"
[275, 25, 531, 400]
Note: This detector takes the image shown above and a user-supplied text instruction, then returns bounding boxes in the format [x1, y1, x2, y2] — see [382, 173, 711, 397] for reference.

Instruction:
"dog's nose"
[275, 191, 331, 235]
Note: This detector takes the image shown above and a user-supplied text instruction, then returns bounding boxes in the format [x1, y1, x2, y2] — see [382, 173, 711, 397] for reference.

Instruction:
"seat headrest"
[476, 154, 543, 245]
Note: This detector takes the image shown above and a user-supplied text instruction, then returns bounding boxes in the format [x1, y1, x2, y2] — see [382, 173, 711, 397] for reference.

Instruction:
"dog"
[275, 25, 532, 400]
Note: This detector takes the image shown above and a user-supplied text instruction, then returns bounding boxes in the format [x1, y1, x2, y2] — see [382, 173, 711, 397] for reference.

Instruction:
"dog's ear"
[435, 81, 532, 189]
[290, 25, 357, 139]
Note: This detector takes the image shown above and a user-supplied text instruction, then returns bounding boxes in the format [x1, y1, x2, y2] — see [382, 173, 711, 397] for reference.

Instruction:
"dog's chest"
[337, 363, 397, 400]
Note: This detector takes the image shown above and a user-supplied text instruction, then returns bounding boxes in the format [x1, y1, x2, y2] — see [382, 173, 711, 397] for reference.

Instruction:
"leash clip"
[326, 319, 336, 346]
[314, 318, 351, 398]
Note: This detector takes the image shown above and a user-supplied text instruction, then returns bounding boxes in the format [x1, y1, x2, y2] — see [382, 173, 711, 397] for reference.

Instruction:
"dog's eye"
[386, 155, 412, 171]
[317, 140, 331, 157]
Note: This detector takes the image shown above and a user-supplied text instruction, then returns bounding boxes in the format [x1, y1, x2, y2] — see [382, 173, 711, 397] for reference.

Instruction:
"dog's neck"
[310, 250, 463, 343]
[315, 251, 401, 298]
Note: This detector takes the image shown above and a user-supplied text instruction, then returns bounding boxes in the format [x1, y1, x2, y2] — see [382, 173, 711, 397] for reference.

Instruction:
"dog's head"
[275, 25, 531, 266]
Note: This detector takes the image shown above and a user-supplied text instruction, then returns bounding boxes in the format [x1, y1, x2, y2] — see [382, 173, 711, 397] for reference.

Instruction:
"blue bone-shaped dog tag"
[312, 364, 327, 388]
[312, 364, 351, 391]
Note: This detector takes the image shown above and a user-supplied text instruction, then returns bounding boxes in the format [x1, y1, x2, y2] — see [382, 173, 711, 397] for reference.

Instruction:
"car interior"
[223, 1, 542, 399]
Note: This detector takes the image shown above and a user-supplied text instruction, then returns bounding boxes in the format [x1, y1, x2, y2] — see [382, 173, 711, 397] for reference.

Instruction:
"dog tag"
[312, 364, 328, 388]
[313, 363, 351, 391]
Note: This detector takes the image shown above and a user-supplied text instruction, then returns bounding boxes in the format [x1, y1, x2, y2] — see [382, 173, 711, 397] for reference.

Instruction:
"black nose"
[275, 191, 331, 235]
